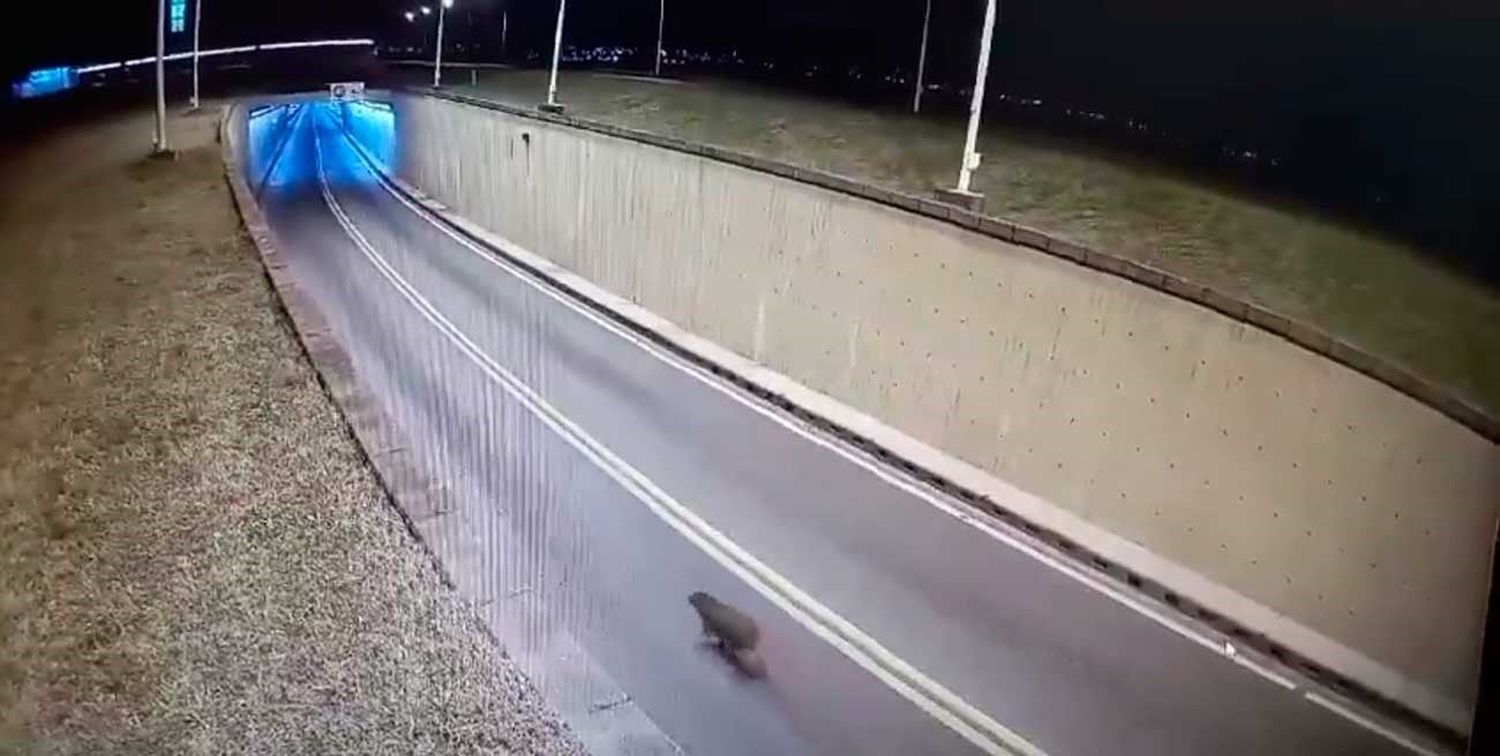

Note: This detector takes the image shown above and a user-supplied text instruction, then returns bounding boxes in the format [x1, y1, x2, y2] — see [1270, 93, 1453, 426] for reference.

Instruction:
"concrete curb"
[360, 95, 1469, 748]
[413, 85, 1498, 447]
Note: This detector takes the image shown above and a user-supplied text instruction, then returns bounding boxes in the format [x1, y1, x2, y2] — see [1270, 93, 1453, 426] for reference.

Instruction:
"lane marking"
[334, 117, 1446, 754]
[1305, 692, 1444, 756]
[252, 103, 307, 200]
[309, 112, 1043, 756]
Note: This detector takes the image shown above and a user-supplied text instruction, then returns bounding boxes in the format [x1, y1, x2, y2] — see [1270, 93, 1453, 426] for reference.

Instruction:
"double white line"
[309, 110, 1043, 756]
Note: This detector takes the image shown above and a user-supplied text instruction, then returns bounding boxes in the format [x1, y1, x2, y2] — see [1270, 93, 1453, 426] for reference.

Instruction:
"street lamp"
[433, 0, 453, 88]
[912, 0, 931, 114]
[938, 0, 998, 211]
[405, 10, 415, 22]
[541, 0, 568, 112]
[153, 0, 169, 153]
[654, 0, 666, 77]
[190, 0, 203, 109]
[500, 6, 509, 61]
[420, 5, 431, 14]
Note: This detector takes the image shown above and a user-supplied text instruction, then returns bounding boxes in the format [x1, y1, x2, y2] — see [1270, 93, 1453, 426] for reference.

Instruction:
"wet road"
[247, 101, 1422, 755]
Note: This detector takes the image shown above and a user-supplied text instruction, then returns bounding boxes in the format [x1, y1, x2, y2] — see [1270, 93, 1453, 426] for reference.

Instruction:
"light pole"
[433, 0, 453, 88]
[500, 7, 508, 61]
[654, 0, 666, 77]
[541, 0, 568, 111]
[912, 0, 931, 113]
[939, 0, 997, 210]
[190, 0, 203, 109]
[153, 0, 169, 153]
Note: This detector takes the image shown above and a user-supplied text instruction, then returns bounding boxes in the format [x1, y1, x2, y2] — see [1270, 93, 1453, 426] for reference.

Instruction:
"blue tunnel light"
[11, 67, 78, 99]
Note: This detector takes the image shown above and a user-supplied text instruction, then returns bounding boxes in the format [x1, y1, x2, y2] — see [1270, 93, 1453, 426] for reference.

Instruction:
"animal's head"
[688, 591, 712, 610]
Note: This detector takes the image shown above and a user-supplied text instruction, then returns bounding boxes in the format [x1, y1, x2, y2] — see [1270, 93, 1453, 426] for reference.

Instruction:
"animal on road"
[689, 591, 766, 678]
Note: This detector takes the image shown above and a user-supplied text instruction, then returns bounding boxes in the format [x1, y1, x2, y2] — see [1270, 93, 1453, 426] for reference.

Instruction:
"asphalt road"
[250, 101, 1425, 755]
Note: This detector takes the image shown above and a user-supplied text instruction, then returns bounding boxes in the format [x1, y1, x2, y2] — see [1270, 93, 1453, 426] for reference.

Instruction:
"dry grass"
[0, 104, 581, 754]
[432, 67, 1500, 417]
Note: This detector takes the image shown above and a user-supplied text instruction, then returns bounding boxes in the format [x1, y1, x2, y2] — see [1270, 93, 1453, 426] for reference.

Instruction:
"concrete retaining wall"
[383, 92, 1499, 714]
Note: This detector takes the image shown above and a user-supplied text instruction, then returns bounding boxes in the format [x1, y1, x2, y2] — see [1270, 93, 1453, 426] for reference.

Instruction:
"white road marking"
[1305, 692, 1444, 756]
[310, 112, 1043, 756]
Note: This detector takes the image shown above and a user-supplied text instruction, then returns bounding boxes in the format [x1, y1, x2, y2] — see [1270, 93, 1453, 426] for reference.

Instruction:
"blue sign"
[11, 67, 79, 99]
[170, 0, 187, 34]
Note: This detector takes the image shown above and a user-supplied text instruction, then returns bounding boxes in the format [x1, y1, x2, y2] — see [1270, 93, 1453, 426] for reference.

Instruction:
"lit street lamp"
[405, 10, 416, 22]
[938, 0, 998, 211]
[434, 0, 453, 88]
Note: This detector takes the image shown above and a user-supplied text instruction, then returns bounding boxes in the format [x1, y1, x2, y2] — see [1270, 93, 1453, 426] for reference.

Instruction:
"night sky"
[3, 1, 1497, 269]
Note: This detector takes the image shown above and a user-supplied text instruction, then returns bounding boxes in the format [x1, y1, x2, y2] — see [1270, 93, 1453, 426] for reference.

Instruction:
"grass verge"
[0, 103, 580, 754]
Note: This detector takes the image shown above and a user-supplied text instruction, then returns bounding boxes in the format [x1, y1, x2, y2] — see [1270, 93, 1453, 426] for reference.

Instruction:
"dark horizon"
[3, 0, 1497, 274]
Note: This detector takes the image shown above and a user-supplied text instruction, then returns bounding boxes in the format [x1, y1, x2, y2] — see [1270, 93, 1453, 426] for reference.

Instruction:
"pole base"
[149, 146, 178, 161]
[935, 186, 985, 213]
[538, 101, 567, 115]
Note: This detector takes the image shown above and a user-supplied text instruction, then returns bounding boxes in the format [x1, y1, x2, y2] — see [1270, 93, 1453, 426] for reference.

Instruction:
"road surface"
[247, 100, 1428, 755]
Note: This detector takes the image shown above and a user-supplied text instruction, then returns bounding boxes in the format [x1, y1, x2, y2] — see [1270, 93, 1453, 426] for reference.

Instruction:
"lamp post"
[190, 0, 203, 109]
[654, 0, 666, 77]
[541, 0, 567, 111]
[912, 0, 931, 114]
[433, 0, 453, 88]
[153, 0, 169, 153]
[937, 0, 998, 211]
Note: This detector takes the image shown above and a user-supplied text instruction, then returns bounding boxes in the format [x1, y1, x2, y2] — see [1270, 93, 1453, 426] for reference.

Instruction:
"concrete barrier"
[377, 91, 1499, 722]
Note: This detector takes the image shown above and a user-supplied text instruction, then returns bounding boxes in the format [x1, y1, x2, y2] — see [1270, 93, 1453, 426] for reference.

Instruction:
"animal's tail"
[732, 647, 767, 679]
